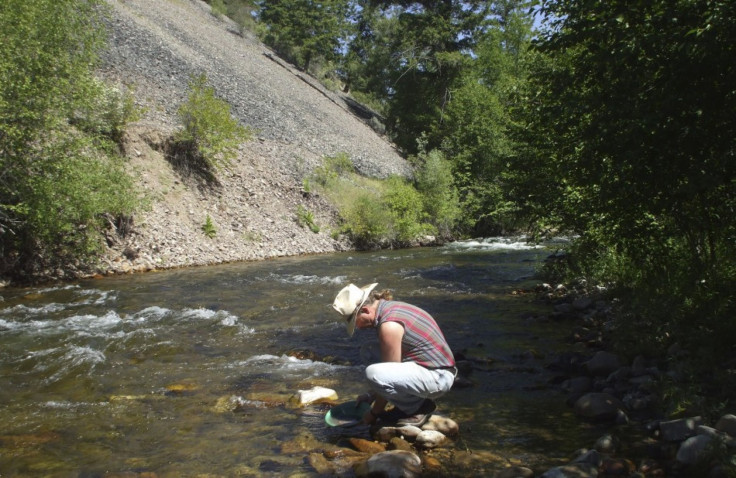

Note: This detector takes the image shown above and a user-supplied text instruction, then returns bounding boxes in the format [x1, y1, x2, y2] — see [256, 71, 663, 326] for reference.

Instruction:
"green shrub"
[311, 152, 354, 187]
[339, 192, 390, 248]
[202, 215, 217, 238]
[0, 0, 141, 278]
[414, 149, 460, 239]
[382, 176, 432, 243]
[296, 205, 320, 233]
[175, 73, 252, 171]
[72, 79, 144, 143]
[209, 0, 227, 18]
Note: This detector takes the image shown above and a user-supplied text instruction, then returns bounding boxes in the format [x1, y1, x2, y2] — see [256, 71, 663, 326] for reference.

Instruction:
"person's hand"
[362, 408, 378, 424]
[356, 392, 374, 404]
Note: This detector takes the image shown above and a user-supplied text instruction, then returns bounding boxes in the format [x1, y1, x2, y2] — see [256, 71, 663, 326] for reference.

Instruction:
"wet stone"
[415, 430, 446, 449]
[421, 414, 459, 436]
[496, 466, 534, 478]
[387, 437, 413, 452]
[308, 452, 335, 474]
[349, 437, 386, 454]
[354, 450, 422, 478]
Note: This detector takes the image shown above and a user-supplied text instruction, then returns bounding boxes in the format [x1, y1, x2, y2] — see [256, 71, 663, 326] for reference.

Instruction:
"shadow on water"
[0, 238, 605, 476]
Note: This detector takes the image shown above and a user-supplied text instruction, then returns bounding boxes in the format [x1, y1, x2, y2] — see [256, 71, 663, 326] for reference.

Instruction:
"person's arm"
[362, 321, 404, 424]
[378, 321, 403, 363]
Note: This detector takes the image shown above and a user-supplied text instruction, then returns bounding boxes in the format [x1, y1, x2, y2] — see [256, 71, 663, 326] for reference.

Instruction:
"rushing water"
[0, 238, 605, 477]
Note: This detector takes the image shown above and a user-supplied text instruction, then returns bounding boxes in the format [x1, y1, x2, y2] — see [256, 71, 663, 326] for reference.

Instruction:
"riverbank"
[514, 284, 736, 477]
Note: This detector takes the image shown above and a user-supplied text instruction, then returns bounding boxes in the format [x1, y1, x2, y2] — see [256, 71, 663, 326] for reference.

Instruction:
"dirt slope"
[95, 0, 411, 275]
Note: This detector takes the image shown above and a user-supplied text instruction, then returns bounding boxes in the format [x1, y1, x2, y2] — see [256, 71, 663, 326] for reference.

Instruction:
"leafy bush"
[382, 176, 432, 243]
[72, 78, 144, 143]
[339, 192, 390, 248]
[202, 215, 217, 238]
[311, 152, 354, 187]
[209, 0, 227, 18]
[175, 73, 252, 171]
[0, 0, 140, 279]
[296, 206, 320, 233]
[414, 149, 460, 239]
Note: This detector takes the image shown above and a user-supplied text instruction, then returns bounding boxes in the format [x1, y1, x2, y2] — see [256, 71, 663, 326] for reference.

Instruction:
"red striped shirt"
[375, 300, 455, 369]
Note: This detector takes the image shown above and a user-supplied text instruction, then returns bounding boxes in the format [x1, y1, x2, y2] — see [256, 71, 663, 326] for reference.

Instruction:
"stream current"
[0, 238, 604, 476]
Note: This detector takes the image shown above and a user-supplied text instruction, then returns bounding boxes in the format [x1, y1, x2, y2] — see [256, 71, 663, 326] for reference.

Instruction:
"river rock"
[659, 416, 704, 442]
[387, 436, 413, 452]
[354, 450, 422, 478]
[574, 392, 626, 421]
[584, 351, 621, 376]
[349, 437, 386, 454]
[676, 434, 713, 465]
[421, 414, 459, 436]
[308, 452, 335, 474]
[398, 425, 423, 440]
[572, 297, 593, 311]
[697, 425, 736, 447]
[375, 427, 402, 442]
[422, 455, 443, 473]
[571, 449, 601, 467]
[496, 465, 534, 478]
[601, 457, 635, 475]
[715, 414, 736, 437]
[289, 386, 337, 406]
[415, 430, 447, 449]
[213, 395, 246, 413]
[540, 462, 598, 477]
[594, 433, 618, 454]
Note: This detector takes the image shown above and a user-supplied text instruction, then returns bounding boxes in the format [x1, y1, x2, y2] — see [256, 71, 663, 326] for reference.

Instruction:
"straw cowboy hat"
[333, 283, 378, 337]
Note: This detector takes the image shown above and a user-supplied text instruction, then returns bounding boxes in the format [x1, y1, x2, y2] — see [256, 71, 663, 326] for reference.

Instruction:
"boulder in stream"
[354, 450, 422, 478]
[574, 392, 626, 421]
[289, 386, 337, 406]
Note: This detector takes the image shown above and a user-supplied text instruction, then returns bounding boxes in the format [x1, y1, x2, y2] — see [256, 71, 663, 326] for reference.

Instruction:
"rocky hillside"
[96, 0, 412, 275]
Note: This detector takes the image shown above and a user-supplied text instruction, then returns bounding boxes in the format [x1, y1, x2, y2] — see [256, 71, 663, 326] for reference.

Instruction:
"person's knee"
[365, 363, 381, 384]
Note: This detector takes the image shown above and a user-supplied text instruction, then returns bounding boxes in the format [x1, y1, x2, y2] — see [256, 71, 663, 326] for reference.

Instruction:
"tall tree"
[255, 0, 351, 72]
[349, 1, 489, 154]
[0, 0, 138, 278]
[438, 0, 535, 234]
[513, 0, 736, 359]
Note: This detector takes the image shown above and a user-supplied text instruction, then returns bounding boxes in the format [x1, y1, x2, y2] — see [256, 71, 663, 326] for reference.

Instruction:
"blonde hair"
[370, 289, 393, 301]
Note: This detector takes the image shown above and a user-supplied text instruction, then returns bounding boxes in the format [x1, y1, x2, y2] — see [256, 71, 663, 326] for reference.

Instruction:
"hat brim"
[346, 283, 378, 337]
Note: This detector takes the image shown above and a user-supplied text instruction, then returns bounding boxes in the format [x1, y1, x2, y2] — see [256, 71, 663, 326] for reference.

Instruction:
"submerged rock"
[422, 414, 459, 436]
[289, 386, 338, 406]
[415, 430, 446, 449]
[574, 392, 626, 421]
[349, 437, 386, 454]
[354, 450, 422, 478]
[496, 466, 534, 478]
[659, 416, 704, 442]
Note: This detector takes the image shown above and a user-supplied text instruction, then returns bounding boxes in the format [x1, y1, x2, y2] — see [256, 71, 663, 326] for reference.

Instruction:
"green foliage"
[175, 73, 252, 171]
[339, 191, 390, 249]
[73, 78, 144, 143]
[311, 152, 354, 187]
[413, 149, 461, 239]
[202, 215, 217, 238]
[209, 0, 227, 18]
[381, 176, 432, 243]
[296, 205, 320, 233]
[254, 0, 351, 72]
[517, 0, 736, 408]
[0, 0, 141, 278]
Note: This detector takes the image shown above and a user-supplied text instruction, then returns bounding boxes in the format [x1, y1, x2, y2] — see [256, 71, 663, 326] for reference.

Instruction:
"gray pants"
[365, 361, 455, 414]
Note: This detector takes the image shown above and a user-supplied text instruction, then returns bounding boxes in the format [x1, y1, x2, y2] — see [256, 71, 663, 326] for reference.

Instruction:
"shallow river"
[0, 238, 606, 477]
